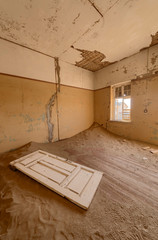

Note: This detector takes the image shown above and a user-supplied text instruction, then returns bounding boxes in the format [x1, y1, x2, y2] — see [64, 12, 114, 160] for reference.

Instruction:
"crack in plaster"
[87, 0, 103, 17]
[72, 13, 80, 24]
[46, 57, 61, 142]
[60, 19, 100, 57]
[104, 0, 121, 14]
[46, 92, 57, 142]
[55, 57, 61, 92]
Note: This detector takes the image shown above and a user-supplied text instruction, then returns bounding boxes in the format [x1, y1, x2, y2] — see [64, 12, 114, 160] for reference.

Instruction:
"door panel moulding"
[10, 150, 103, 209]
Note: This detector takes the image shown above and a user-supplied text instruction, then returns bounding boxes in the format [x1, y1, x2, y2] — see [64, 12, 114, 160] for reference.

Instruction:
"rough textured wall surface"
[94, 44, 158, 90]
[0, 74, 94, 153]
[0, 74, 58, 153]
[94, 77, 158, 145]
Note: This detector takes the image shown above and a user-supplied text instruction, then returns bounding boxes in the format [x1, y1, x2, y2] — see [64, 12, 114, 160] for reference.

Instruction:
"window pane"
[115, 98, 123, 121]
[124, 85, 131, 96]
[122, 98, 131, 120]
[115, 87, 122, 98]
[111, 83, 131, 121]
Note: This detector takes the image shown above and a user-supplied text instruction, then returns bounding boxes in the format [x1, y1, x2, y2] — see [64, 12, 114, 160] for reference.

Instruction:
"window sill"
[108, 120, 131, 123]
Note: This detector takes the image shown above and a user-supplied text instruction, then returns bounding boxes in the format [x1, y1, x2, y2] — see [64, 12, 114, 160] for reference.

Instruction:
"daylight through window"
[111, 83, 131, 121]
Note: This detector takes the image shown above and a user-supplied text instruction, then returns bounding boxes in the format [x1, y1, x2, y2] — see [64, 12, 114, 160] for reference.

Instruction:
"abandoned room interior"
[1, 0, 158, 239]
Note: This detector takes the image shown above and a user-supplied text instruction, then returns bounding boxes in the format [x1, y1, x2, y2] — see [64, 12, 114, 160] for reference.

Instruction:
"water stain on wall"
[44, 15, 58, 32]
[122, 66, 127, 74]
[150, 52, 158, 69]
[0, 11, 26, 42]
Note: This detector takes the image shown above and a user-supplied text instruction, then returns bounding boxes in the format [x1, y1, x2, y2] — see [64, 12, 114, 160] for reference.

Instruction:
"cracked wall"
[46, 92, 57, 142]
[0, 38, 94, 153]
[0, 73, 94, 153]
[1, 0, 158, 71]
[0, 38, 94, 90]
[0, 74, 58, 153]
[46, 57, 61, 143]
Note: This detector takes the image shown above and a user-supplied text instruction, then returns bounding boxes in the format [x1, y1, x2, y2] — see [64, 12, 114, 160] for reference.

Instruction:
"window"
[111, 82, 131, 121]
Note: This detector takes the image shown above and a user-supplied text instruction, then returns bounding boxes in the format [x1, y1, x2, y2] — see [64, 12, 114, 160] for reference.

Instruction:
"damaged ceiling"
[72, 47, 111, 71]
[0, 0, 158, 71]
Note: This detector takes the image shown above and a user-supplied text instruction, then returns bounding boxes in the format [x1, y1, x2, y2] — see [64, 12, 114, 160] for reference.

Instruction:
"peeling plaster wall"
[0, 74, 94, 153]
[0, 38, 94, 153]
[94, 76, 158, 145]
[73, 0, 158, 65]
[1, 0, 158, 70]
[94, 44, 158, 90]
[0, 74, 58, 153]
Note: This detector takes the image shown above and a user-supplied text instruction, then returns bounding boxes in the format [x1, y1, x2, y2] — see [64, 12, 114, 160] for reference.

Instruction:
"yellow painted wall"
[94, 76, 158, 145]
[58, 85, 94, 139]
[94, 87, 110, 128]
[0, 74, 94, 153]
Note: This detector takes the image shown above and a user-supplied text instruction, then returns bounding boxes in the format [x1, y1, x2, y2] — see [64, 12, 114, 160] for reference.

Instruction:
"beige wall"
[1, 37, 158, 152]
[0, 39, 94, 90]
[94, 76, 158, 145]
[58, 85, 94, 139]
[94, 44, 158, 90]
[0, 74, 94, 153]
[94, 87, 110, 128]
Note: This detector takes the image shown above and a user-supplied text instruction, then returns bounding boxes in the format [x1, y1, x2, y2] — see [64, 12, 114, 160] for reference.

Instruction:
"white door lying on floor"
[10, 150, 103, 209]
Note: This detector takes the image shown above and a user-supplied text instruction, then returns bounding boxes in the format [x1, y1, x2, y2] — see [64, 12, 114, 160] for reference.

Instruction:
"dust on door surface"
[10, 150, 103, 209]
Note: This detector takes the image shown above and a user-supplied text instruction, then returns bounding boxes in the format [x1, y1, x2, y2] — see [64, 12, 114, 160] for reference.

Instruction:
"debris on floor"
[142, 146, 150, 150]
[1, 125, 158, 239]
[150, 149, 158, 154]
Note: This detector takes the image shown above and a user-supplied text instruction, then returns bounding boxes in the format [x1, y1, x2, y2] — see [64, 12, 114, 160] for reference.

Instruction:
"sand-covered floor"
[1, 125, 158, 240]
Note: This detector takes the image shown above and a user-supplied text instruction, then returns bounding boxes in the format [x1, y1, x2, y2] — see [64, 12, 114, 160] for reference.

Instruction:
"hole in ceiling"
[72, 46, 112, 72]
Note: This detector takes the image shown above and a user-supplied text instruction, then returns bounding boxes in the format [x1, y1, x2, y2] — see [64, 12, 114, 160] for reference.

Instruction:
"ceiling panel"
[0, 0, 100, 57]
[90, 0, 120, 14]
[73, 0, 158, 62]
[0, 0, 158, 71]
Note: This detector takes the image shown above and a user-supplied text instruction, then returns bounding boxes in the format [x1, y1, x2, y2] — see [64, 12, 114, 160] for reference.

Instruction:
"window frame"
[110, 81, 131, 122]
